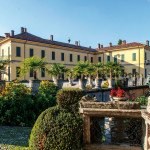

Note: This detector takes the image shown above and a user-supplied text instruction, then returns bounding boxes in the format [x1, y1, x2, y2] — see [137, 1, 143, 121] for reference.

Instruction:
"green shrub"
[0, 82, 35, 126]
[33, 81, 58, 117]
[38, 80, 58, 96]
[56, 88, 84, 113]
[29, 106, 83, 150]
[135, 96, 148, 106]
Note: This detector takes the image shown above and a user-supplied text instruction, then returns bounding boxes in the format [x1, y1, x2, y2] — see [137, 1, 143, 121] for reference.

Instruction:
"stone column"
[142, 96, 150, 150]
[83, 115, 91, 144]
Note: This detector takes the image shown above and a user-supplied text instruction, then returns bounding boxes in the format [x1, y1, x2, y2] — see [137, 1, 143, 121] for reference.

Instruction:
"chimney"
[50, 35, 53, 41]
[11, 30, 14, 37]
[24, 28, 27, 32]
[5, 33, 10, 38]
[75, 41, 79, 46]
[21, 27, 24, 33]
[146, 40, 149, 46]
[109, 42, 112, 47]
[122, 40, 126, 45]
[98, 43, 101, 49]
[101, 45, 103, 48]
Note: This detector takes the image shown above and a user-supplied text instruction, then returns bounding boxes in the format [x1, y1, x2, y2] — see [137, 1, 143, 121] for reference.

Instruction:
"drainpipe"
[138, 47, 141, 75]
[23, 40, 27, 80]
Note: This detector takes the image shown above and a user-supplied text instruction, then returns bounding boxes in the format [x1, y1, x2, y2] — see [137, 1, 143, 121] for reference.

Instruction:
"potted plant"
[0, 59, 9, 81]
[85, 62, 95, 88]
[20, 57, 46, 92]
[104, 62, 122, 88]
[66, 68, 74, 86]
[47, 63, 66, 88]
[73, 61, 89, 89]
[110, 87, 126, 101]
[20, 56, 46, 80]
[94, 62, 103, 89]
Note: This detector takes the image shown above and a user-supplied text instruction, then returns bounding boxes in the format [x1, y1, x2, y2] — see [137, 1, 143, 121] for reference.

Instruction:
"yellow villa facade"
[0, 27, 150, 81]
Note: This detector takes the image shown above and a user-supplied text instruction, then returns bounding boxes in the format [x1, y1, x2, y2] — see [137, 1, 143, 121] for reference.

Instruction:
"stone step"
[84, 144, 143, 150]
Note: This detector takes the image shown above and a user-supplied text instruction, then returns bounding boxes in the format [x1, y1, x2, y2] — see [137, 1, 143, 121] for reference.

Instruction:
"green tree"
[73, 61, 89, 89]
[118, 39, 123, 45]
[20, 57, 46, 80]
[47, 63, 66, 86]
[0, 60, 9, 80]
[66, 68, 74, 85]
[85, 62, 95, 87]
[104, 62, 122, 88]
[94, 62, 104, 88]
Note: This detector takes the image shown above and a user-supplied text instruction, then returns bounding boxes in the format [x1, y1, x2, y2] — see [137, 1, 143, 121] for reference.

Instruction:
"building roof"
[0, 36, 4, 39]
[97, 42, 145, 52]
[12, 32, 97, 52]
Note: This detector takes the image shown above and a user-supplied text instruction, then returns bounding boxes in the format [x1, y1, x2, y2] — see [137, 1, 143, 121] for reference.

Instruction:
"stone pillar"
[142, 96, 150, 150]
[83, 115, 91, 144]
[29, 80, 40, 94]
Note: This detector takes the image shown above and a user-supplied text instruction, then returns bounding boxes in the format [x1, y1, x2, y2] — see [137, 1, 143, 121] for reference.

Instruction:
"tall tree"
[118, 39, 123, 45]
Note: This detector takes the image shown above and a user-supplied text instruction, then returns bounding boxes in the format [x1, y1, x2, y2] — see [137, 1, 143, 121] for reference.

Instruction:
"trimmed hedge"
[29, 106, 83, 150]
[56, 88, 84, 113]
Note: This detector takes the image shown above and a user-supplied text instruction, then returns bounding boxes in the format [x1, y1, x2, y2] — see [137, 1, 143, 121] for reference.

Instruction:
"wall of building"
[10, 41, 96, 80]
[0, 38, 148, 81]
[96, 47, 145, 76]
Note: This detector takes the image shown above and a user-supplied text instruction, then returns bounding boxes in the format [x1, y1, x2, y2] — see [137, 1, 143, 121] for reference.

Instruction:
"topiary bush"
[0, 82, 35, 126]
[56, 88, 84, 113]
[29, 106, 83, 150]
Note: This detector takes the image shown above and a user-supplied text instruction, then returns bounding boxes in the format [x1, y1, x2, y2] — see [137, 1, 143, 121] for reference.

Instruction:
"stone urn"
[109, 96, 127, 101]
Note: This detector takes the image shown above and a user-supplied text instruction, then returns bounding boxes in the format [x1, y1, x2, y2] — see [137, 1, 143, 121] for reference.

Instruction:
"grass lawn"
[0, 126, 31, 150]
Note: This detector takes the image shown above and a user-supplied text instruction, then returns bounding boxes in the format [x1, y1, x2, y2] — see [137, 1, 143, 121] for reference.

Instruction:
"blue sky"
[0, 0, 150, 48]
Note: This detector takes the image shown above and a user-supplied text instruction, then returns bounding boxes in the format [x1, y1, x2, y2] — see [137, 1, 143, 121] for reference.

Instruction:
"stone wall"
[86, 85, 149, 101]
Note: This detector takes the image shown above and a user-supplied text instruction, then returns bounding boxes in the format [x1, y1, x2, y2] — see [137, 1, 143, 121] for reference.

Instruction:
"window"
[61, 53, 64, 61]
[132, 53, 136, 61]
[98, 57, 101, 62]
[77, 55, 80, 61]
[84, 56, 87, 61]
[8, 47, 10, 57]
[107, 56, 110, 62]
[91, 57, 93, 63]
[16, 47, 21, 57]
[41, 50, 45, 58]
[121, 54, 125, 62]
[52, 51, 55, 60]
[132, 69, 136, 77]
[30, 69, 34, 77]
[145, 69, 147, 78]
[30, 49, 34, 57]
[145, 52, 147, 61]
[41, 68, 45, 77]
[114, 55, 117, 63]
[16, 67, 20, 77]
[70, 54, 73, 62]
